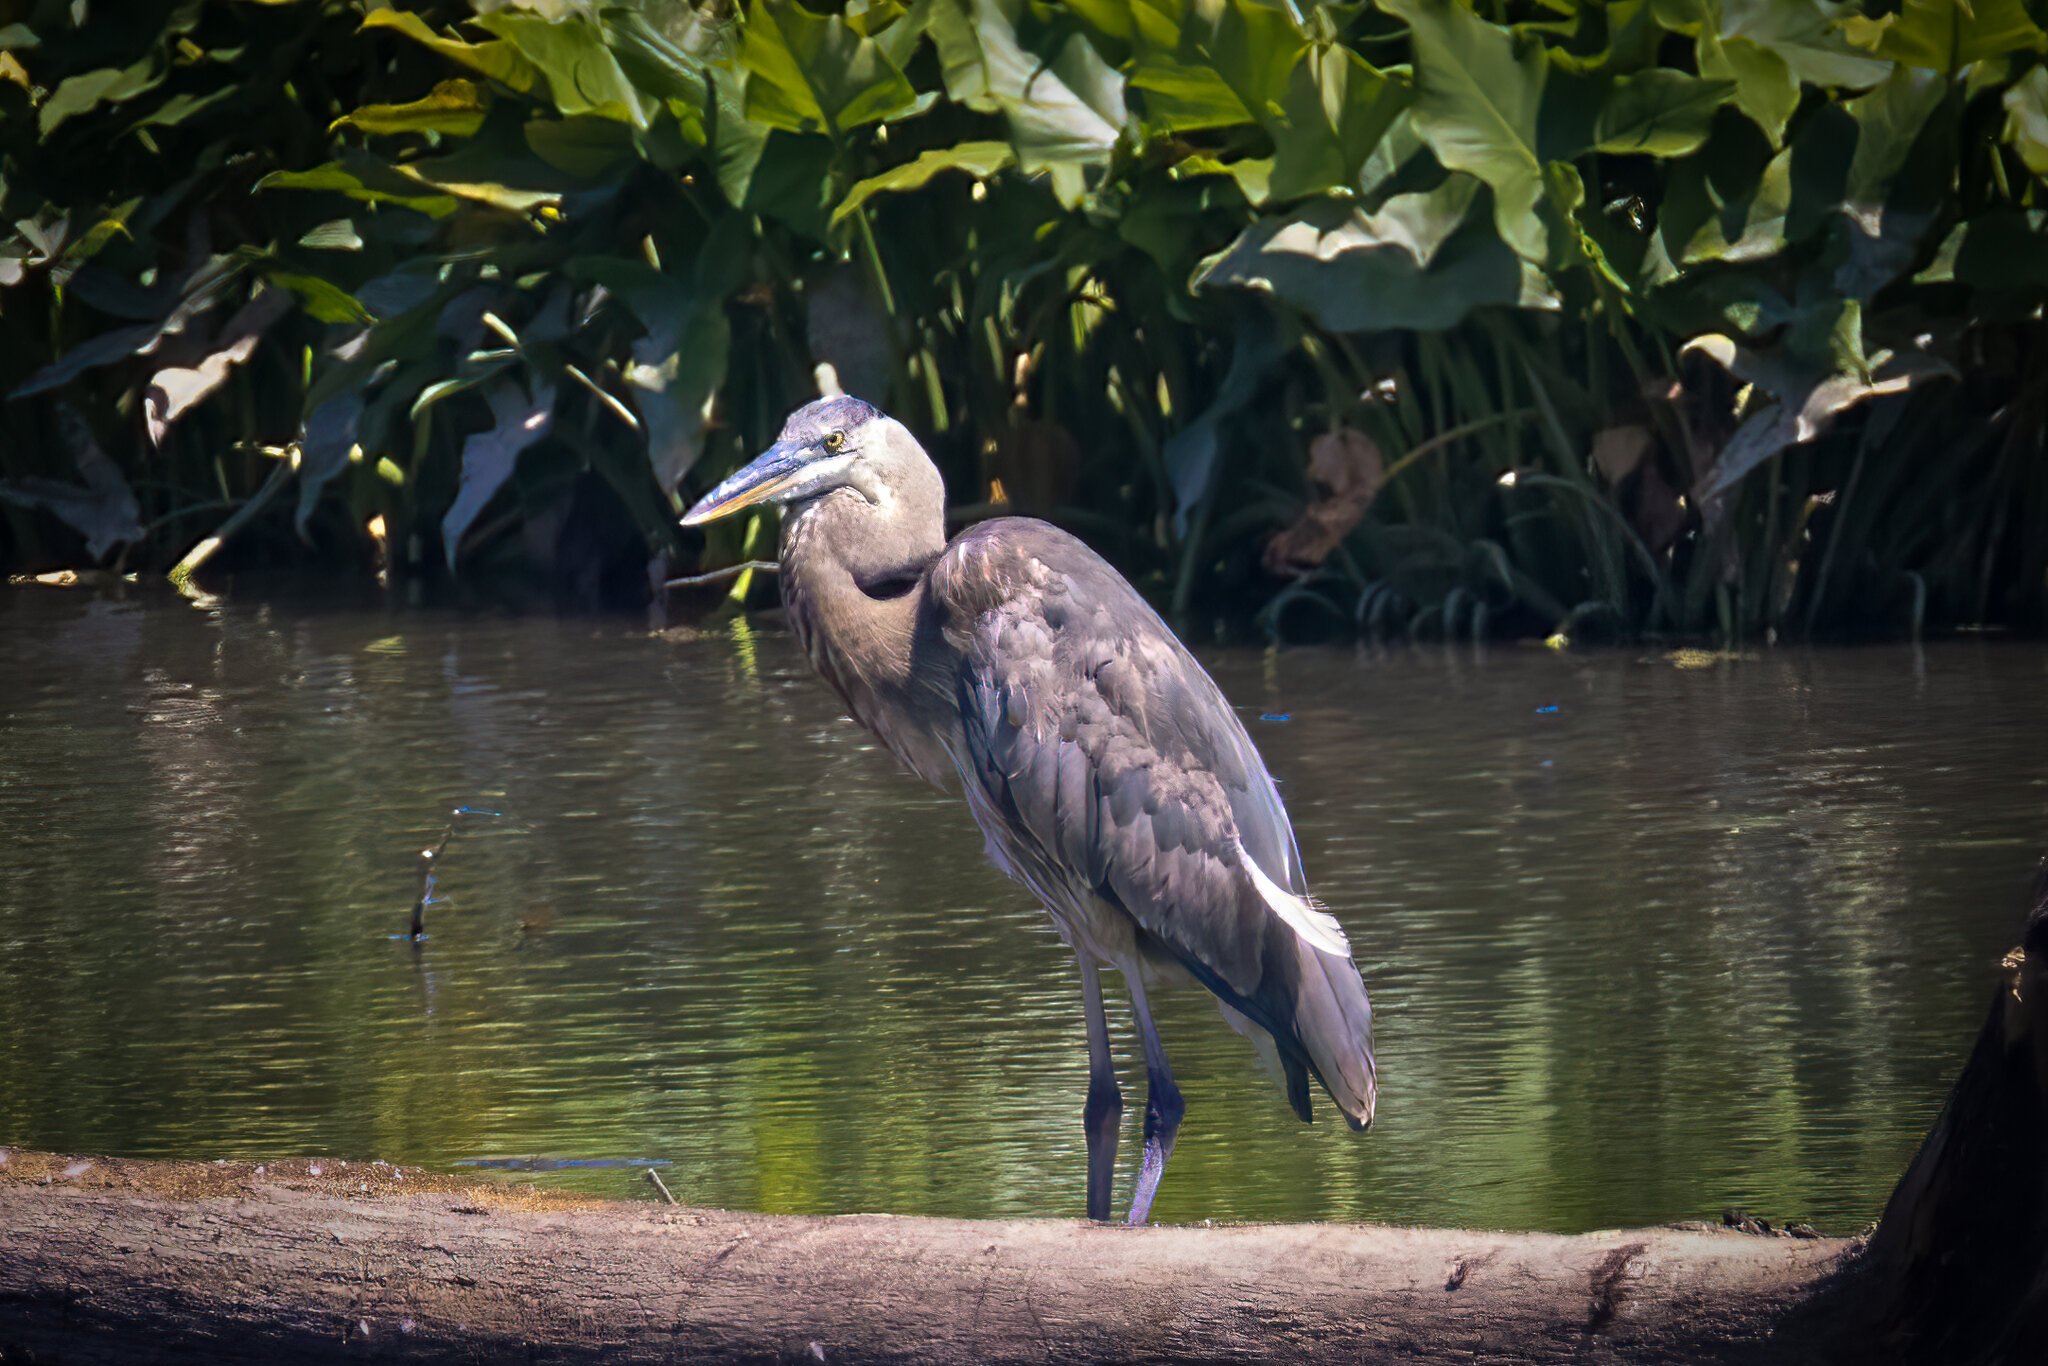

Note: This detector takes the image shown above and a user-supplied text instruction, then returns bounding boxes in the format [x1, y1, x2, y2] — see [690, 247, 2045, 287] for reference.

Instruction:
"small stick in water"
[645, 1169, 678, 1205]
[665, 560, 779, 590]
[407, 807, 502, 941]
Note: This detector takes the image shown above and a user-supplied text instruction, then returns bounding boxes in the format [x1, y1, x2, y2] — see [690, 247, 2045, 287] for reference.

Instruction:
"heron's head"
[681, 396, 934, 528]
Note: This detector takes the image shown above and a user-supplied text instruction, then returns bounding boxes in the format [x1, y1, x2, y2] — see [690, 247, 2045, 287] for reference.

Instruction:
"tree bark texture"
[0, 1149, 1848, 1365]
[1, 870, 2042, 1365]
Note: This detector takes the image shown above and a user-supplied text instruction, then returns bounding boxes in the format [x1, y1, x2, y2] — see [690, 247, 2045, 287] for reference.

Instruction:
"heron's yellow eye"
[823, 431, 845, 453]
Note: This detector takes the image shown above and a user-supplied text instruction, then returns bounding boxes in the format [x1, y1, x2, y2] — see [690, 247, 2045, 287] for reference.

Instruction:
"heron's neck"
[778, 490, 953, 784]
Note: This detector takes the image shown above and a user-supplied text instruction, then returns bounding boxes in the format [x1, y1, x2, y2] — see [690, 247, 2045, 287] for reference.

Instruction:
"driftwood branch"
[0, 1151, 1849, 1365]
[2, 868, 2043, 1365]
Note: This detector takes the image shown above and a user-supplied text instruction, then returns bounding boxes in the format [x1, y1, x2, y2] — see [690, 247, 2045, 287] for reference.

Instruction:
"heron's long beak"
[680, 441, 808, 527]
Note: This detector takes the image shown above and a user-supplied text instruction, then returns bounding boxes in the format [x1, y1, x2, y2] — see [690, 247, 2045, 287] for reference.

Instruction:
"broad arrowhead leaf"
[1843, 0, 2046, 74]
[1593, 69, 1735, 155]
[1842, 65, 1948, 199]
[296, 392, 364, 535]
[392, 145, 565, 215]
[473, 11, 651, 128]
[9, 322, 161, 397]
[1698, 33, 1798, 146]
[1913, 209, 2048, 288]
[928, 0, 1124, 190]
[334, 80, 488, 137]
[712, 67, 836, 232]
[1689, 332, 1952, 501]
[359, 11, 541, 94]
[739, 0, 919, 136]
[1266, 45, 1410, 202]
[1161, 314, 1291, 533]
[603, 9, 712, 107]
[832, 141, 1015, 224]
[1130, 0, 1305, 133]
[1806, 66, 1947, 298]
[0, 406, 142, 560]
[267, 270, 374, 325]
[2005, 65, 2048, 178]
[1717, 0, 1891, 89]
[1380, 0, 1550, 262]
[570, 229, 746, 492]
[1670, 145, 1792, 265]
[1192, 181, 1561, 332]
[525, 115, 638, 180]
[443, 380, 557, 569]
[39, 53, 163, 136]
[144, 289, 293, 446]
[260, 156, 460, 218]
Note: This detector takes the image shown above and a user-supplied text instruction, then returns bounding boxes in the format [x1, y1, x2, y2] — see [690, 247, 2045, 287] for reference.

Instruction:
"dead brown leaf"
[1590, 425, 1651, 483]
[1265, 427, 1383, 575]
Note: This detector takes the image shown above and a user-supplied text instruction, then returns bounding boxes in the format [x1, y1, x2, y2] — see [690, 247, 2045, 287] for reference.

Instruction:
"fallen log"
[1, 870, 2043, 1365]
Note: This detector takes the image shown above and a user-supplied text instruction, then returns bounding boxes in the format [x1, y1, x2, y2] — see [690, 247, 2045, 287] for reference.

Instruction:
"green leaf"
[1698, 33, 1797, 146]
[472, 11, 650, 127]
[1380, 0, 1550, 262]
[259, 157, 460, 218]
[739, 0, 919, 136]
[1192, 181, 1561, 332]
[1716, 0, 1891, 89]
[525, 114, 637, 179]
[711, 67, 836, 232]
[1675, 145, 1791, 264]
[39, 54, 163, 135]
[133, 85, 239, 131]
[1843, 0, 2046, 74]
[387, 143, 567, 215]
[296, 392, 364, 534]
[0, 406, 141, 560]
[443, 379, 557, 569]
[1130, 0, 1305, 132]
[359, 11, 541, 94]
[1266, 45, 1411, 202]
[602, 7, 711, 145]
[335, 80, 488, 137]
[2006, 64, 2048, 178]
[602, 8, 711, 107]
[928, 0, 1124, 194]
[1913, 209, 2048, 287]
[1842, 65, 1947, 209]
[832, 141, 1015, 224]
[1592, 69, 1735, 155]
[267, 270, 374, 325]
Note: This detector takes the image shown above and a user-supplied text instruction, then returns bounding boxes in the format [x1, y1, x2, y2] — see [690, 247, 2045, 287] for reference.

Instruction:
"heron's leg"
[1078, 956, 1122, 1223]
[1124, 974, 1185, 1227]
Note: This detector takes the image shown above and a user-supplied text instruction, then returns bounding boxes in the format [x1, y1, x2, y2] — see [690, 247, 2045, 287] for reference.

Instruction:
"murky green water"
[2, 587, 2043, 1232]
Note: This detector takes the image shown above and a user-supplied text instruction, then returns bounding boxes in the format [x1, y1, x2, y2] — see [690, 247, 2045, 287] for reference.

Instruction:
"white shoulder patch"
[1239, 843, 1352, 958]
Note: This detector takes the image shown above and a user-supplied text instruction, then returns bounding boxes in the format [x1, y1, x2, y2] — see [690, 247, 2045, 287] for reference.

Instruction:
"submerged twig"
[407, 806, 502, 941]
[665, 560, 779, 590]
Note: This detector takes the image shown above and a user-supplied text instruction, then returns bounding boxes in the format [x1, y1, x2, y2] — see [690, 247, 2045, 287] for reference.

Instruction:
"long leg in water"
[1078, 956, 1123, 1222]
[1124, 973, 1185, 1226]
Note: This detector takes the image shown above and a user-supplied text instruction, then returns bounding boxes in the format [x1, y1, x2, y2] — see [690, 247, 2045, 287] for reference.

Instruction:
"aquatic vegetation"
[2, 0, 2045, 640]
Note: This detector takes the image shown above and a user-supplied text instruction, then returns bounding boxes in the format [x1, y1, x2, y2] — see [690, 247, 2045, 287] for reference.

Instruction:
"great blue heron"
[683, 396, 1376, 1224]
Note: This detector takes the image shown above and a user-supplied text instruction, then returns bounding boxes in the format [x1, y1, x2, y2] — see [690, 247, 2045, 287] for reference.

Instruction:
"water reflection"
[1, 589, 2041, 1232]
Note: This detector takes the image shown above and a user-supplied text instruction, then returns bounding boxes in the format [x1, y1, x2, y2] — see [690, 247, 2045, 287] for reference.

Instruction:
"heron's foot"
[1125, 1137, 1169, 1226]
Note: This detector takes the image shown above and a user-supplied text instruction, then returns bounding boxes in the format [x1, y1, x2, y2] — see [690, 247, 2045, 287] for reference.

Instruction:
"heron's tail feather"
[1290, 941, 1377, 1131]
[1211, 937, 1376, 1131]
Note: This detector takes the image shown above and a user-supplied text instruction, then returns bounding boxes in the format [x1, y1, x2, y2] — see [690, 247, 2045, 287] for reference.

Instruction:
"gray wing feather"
[929, 519, 1376, 1127]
